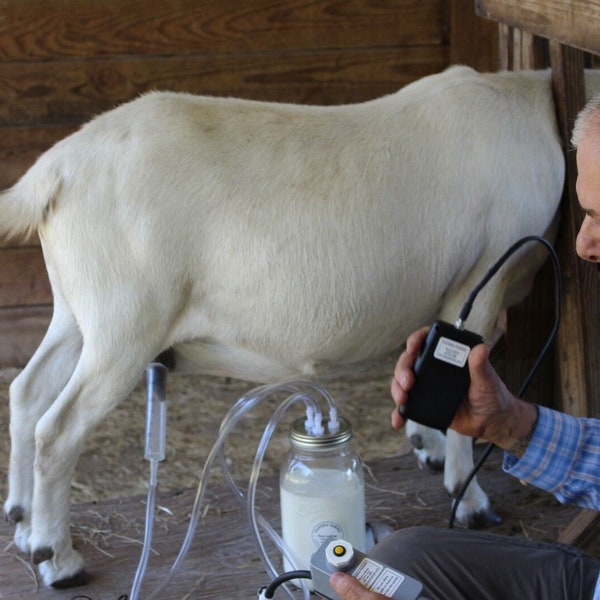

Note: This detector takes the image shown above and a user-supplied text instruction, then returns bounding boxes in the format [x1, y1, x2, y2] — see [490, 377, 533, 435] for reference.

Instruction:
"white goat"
[1, 66, 572, 587]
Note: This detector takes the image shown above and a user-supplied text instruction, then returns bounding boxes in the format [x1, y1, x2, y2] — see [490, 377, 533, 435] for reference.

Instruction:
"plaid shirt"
[503, 406, 600, 511]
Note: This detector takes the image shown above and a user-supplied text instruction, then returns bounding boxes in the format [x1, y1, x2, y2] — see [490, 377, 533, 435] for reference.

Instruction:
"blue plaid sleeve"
[503, 406, 600, 510]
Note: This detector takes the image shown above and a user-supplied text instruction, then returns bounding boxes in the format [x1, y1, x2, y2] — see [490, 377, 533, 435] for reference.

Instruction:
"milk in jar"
[280, 416, 365, 573]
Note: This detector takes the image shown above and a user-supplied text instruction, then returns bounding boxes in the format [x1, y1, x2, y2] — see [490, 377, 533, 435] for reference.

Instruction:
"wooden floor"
[0, 447, 585, 599]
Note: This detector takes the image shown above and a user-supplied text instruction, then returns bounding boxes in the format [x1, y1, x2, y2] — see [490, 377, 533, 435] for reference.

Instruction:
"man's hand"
[390, 327, 538, 454]
[329, 572, 391, 600]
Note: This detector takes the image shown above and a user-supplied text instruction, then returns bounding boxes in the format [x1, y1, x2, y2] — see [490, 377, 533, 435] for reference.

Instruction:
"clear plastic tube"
[247, 393, 313, 600]
[145, 379, 337, 600]
[217, 380, 333, 502]
[129, 461, 159, 600]
[130, 363, 168, 600]
[222, 383, 338, 598]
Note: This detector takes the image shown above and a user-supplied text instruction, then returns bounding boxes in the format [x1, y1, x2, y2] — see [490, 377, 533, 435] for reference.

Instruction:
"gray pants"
[370, 526, 600, 600]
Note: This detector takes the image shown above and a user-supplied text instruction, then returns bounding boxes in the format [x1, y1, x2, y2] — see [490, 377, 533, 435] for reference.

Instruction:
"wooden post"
[548, 43, 593, 418]
[476, 0, 600, 418]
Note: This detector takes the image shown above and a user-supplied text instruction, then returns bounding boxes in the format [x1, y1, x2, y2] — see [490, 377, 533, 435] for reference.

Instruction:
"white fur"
[1, 66, 587, 586]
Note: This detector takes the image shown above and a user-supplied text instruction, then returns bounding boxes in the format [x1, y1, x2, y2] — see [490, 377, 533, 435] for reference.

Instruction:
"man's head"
[573, 94, 600, 263]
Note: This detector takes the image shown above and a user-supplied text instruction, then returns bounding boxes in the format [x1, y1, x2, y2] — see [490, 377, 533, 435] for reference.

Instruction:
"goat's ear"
[154, 347, 176, 370]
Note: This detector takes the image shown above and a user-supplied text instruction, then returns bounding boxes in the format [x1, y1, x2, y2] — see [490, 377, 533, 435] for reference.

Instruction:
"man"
[329, 95, 600, 599]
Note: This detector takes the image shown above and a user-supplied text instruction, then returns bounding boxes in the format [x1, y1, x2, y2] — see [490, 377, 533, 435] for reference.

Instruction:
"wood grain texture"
[0, 47, 448, 127]
[449, 0, 499, 71]
[557, 509, 600, 547]
[0, 0, 445, 61]
[550, 43, 593, 419]
[0, 0, 498, 367]
[0, 306, 51, 367]
[476, 0, 600, 55]
[0, 247, 51, 306]
[0, 124, 78, 188]
[0, 449, 583, 598]
[487, 4, 600, 420]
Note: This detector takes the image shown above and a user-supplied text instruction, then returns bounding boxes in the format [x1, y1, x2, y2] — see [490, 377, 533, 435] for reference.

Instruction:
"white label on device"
[434, 337, 470, 368]
[353, 558, 404, 596]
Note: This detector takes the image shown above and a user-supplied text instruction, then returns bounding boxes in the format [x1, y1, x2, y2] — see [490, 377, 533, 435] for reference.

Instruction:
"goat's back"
[0, 66, 565, 379]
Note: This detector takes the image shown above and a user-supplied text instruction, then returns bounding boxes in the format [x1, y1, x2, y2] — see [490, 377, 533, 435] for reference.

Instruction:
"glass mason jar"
[279, 416, 366, 573]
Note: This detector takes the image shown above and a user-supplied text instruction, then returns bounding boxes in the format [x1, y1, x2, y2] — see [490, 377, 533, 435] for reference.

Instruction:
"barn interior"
[1, 1, 599, 598]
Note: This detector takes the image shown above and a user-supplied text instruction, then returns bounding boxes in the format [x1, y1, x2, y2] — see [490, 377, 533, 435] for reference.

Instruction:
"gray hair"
[572, 92, 600, 148]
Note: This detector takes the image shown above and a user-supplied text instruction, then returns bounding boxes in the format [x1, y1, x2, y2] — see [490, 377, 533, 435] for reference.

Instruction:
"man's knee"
[370, 526, 437, 570]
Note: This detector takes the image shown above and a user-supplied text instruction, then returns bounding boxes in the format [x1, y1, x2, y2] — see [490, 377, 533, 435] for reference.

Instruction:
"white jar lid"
[289, 416, 352, 449]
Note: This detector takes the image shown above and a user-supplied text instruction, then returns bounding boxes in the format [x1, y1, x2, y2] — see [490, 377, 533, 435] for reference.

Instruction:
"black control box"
[400, 320, 484, 431]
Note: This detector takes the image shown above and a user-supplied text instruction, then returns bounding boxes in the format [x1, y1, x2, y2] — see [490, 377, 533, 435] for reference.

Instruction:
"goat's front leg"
[4, 309, 81, 556]
[444, 429, 500, 528]
[29, 348, 150, 587]
[405, 423, 500, 527]
[405, 419, 446, 471]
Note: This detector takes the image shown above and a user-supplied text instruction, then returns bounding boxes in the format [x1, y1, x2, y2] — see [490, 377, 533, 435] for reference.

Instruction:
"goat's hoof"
[409, 433, 424, 449]
[6, 505, 24, 525]
[465, 507, 502, 529]
[32, 546, 54, 565]
[38, 548, 86, 588]
[410, 436, 445, 471]
[13, 522, 32, 554]
[51, 569, 91, 589]
[425, 456, 444, 471]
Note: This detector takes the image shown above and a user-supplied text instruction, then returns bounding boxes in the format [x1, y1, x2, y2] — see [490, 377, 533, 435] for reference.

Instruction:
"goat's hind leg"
[4, 308, 82, 555]
[29, 337, 157, 588]
[445, 430, 501, 527]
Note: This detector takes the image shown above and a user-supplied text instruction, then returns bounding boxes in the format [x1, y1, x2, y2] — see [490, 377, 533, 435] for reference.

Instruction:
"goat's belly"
[170, 335, 398, 383]
[171, 338, 312, 382]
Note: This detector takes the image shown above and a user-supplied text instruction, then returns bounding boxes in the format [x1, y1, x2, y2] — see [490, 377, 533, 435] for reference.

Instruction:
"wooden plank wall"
[0, 0, 498, 367]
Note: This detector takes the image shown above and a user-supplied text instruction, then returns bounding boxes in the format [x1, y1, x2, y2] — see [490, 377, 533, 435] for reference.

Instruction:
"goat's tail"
[0, 157, 62, 242]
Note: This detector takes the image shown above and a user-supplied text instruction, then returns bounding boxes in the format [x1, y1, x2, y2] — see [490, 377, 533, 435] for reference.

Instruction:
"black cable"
[259, 570, 312, 598]
[448, 235, 562, 528]
[457, 235, 559, 326]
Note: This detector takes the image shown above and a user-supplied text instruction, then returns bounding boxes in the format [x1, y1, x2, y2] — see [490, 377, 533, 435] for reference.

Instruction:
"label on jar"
[311, 521, 345, 547]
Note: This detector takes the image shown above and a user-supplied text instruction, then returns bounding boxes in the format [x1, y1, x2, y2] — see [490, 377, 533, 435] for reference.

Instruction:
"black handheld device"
[400, 320, 484, 431]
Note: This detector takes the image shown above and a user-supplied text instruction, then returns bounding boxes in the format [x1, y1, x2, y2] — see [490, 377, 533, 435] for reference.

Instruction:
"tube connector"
[328, 407, 340, 433]
[304, 405, 315, 434]
[145, 363, 168, 463]
[311, 412, 325, 436]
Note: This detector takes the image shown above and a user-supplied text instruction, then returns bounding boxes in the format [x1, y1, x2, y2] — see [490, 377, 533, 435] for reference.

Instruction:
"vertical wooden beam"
[498, 26, 549, 70]
[549, 42, 597, 417]
[450, 0, 498, 71]
[496, 28, 599, 417]
[498, 26, 554, 406]
[497, 24, 513, 70]
[550, 43, 587, 147]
